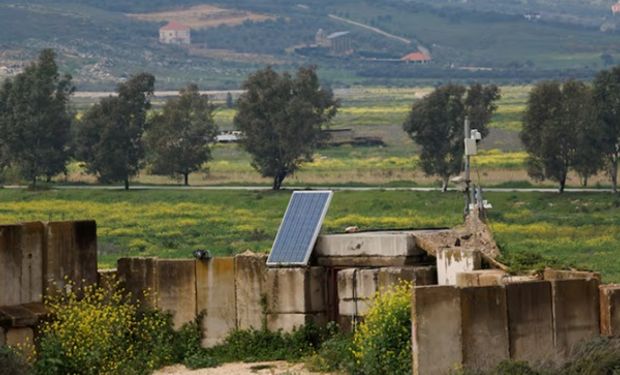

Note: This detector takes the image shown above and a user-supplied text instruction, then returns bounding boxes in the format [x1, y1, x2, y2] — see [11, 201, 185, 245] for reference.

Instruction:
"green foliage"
[234, 66, 339, 189]
[593, 66, 620, 193]
[497, 249, 572, 275]
[33, 280, 193, 375]
[207, 323, 328, 363]
[75, 73, 155, 189]
[403, 84, 500, 190]
[304, 331, 355, 373]
[0, 49, 74, 187]
[145, 84, 218, 185]
[521, 80, 604, 192]
[0, 345, 31, 375]
[352, 281, 412, 375]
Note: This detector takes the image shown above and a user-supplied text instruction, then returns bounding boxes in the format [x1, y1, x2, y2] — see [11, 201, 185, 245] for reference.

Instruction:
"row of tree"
[0, 50, 338, 190]
[0, 50, 219, 189]
[522, 72, 620, 193]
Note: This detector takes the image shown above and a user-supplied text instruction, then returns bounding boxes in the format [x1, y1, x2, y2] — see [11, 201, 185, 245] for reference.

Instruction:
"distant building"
[315, 28, 329, 47]
[401, 51, 432, 64]
[159, 21, 191, 45]
[613, 2, 620, 15]
[327, 31, 353, 55]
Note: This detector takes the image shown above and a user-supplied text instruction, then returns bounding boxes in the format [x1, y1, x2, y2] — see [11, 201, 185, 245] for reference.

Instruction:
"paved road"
[1, 185, 613, 193]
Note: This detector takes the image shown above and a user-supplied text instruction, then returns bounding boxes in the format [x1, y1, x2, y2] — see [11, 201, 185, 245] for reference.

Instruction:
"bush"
[304, 333, 355, 373]
[0, 345, 31, 375]
[34, 281, 179, 375]
[560, 337, 620, 375]
[351, 281, 412, 375]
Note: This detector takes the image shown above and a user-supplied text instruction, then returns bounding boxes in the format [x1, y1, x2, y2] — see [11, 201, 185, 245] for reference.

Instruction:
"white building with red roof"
[613, 2, 620, 14]
[401, 51, 432, 64]
[159, 21, 191, 45]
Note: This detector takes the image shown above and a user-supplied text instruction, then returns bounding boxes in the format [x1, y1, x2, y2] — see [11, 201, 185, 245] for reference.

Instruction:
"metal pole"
[464, 117, 471, 217]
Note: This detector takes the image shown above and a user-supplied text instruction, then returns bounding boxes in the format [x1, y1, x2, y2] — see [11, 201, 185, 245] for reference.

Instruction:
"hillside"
[1, 0, 619, 89]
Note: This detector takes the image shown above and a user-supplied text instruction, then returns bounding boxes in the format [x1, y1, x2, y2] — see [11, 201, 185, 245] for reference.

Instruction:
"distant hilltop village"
[159, 21, 191, 45]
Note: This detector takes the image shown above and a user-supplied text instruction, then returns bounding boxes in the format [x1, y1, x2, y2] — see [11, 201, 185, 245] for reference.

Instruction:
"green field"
[0, 189, 618, 282]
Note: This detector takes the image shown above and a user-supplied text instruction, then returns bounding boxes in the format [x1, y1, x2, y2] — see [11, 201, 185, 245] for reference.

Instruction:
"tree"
[234, 66, 339, 190]
[521, 80, 600, 193]
[402, 84, 500, 191]
[226, 92, 234, 108]
[593, 66, 620, 193]
[0, 49, 74, 187]
[75, 73, 155, 190]
[145, 84, 217, 186]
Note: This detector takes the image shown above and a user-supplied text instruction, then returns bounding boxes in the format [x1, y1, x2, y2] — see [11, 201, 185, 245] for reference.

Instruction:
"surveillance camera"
[193, 249, 212, 260]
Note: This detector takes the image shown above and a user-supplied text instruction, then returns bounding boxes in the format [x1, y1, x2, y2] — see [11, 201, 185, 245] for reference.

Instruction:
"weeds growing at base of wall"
[0, 345, 31, 375]
[33, 280, 205, 375]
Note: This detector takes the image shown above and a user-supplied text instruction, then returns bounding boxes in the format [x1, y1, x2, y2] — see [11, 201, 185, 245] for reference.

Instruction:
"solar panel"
[267, 191, 333, 266]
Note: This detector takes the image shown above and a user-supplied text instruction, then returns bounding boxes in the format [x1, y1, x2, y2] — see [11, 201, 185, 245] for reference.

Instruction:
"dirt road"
[154, 362, 331, 375]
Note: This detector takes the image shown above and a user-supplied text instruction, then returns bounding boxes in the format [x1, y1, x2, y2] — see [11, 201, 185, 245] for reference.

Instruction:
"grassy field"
[0, 189, 619, 282]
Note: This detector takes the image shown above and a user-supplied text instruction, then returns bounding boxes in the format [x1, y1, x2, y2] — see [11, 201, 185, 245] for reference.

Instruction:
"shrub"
[304, 333, 355, 373]
[0, 345, 31, 375]
[560, 337, 620, 375]
[34, 280, 178, 375]
[351, 281, 412, 375]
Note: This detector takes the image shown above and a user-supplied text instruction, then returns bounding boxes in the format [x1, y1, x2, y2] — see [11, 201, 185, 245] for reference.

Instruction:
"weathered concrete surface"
[600, 284, 620, 337]
[412, 285, 463, 375]
[316, 255, 429, 267]
[117, 257, 158, 308]
[338, 298, 372, 316]
[506, 281, 554, 362]
[265, 267, 326, 314]
[461, 286, 509, 371]
[157, 259, 197, 330]
[6, 327, 34, 354]
[377, 266, 437, 288]
[196, 258, 236, 347]
[0, 223, 44, 306]
[552, 279, 600, 358]
[0, 305, 39, 327]
[44, 221, 97, 292]
[235, 252, 268, 331]
[456, 270, 506, 288]
[544, 269, 601, 282]
[266, 313, 327, 332]
[315, 231, 424, 258]
[437, 249, 481, 286]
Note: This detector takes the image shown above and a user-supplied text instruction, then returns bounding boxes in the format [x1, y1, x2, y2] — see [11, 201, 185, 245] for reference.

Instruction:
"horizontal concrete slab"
[315, 231, 426, 258]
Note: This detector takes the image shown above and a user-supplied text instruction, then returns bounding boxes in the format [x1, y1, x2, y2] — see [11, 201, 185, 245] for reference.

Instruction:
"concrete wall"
[437, 249, 481, 285]
[196, 257, 236, 347]
[412, 285, 463, 375]
[600, 284, 620, 337]
[0, 223, 44, 306]
[235, 252, 268, 331]
[157, 260, 197, 330]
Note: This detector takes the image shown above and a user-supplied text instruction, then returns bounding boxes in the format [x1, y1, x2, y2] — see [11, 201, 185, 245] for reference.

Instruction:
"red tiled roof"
[160, 21, 190, 31]
[613, 3, 620, 13]
[401, 51, 431, 62]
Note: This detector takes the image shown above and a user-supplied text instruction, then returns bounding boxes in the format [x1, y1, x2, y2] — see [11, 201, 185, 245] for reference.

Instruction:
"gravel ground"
[154, 361, 332, 375]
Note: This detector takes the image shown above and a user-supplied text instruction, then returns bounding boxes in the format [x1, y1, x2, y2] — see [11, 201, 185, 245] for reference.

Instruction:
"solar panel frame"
[266, 190, 333, 267]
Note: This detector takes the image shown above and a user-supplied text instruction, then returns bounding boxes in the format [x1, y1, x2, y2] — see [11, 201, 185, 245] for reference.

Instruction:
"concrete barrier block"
[266, 313, 327, 332]
[0, 305, 38, 327]
[315, 231, 424, 258]
[235, 252, 268, 331]
[437, 249, 481, 286]
[196, 257, 237, 347]
[552, 279, 600, 358]
[456, 270, 506, 288]
[461, 286, 509, 371]
[44, 221, 97, 293]
[600, 284, 620, 337]
[117, 257, 157, 308]
[506, 281, 554, 362]
[0, 223, 44, 306]
[338, 299, 372, 317]
[377, 266, 437, 289]
[156, 259, 196, 330]
[412, 285, 463, 375]
[544, 269, 601, 282]
[337, 269, 356, 300]
[266, 267, 326, 314]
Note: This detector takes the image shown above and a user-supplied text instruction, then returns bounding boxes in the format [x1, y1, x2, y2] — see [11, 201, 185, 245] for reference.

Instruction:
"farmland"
[0, 189, 618, 282]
